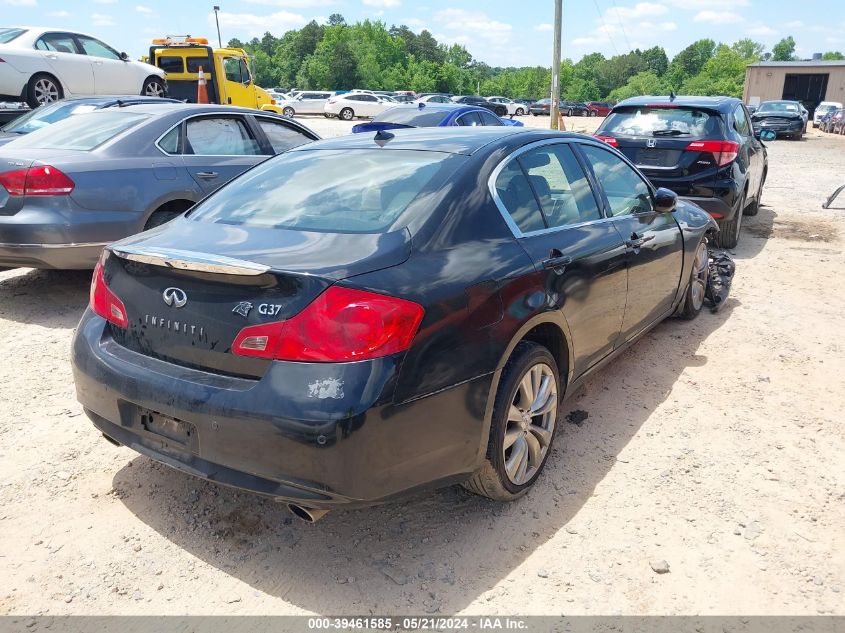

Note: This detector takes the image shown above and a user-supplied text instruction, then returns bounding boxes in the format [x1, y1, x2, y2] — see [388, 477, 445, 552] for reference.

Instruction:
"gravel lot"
[1, 114, 844, 616]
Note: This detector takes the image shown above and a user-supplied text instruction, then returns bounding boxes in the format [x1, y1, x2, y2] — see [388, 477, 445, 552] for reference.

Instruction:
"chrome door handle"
[93, 60, 103, 65]
[626, 234, 654, 249]
[45, 54, 58, 59]
[195, 171, 219, 179]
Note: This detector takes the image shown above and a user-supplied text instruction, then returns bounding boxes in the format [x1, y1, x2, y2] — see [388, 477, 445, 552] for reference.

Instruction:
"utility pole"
[213, 5, 222, 48]
[550, 0, 562, 130]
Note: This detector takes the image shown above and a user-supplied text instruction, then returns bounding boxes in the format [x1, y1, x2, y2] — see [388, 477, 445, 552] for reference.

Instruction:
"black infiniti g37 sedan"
[71, 127, 718, 519]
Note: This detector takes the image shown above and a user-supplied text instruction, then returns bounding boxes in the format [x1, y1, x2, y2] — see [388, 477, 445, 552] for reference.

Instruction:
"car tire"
[463, 341, 560, 501]
[677, 240, 709, 320]
[515, 107, 525, 116]
[283, 106, 295, 117]
[531, 112, 537, 116]
[340, 107, 354, 121]
[26, 73, 62, 108]
[567, 108, 573, 116]
[713, 191, 745, 249]
[144, 205, 189, 230]
[744, 169, 765, 217]
[324, 113, 332, 118]
[141, 77, 166, 98]
[589, 110, 597, 117]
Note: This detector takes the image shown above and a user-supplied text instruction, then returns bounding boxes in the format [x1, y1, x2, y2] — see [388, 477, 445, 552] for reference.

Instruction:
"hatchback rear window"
[374, 107, 452, 126]
[188, 149, 460, 233]
[602, 106, 723, 138]
[7, 112, 148, 151]
[0, 28, 26, 44]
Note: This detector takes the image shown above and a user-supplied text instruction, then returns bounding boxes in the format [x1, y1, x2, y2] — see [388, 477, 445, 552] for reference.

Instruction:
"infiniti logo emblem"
[162, 287, 188, 308]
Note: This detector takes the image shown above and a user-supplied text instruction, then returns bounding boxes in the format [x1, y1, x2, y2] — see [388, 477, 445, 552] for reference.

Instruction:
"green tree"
[680, 44, 747, 97]
[822, 51, 845, 60]
[771, 36, 796, 61]
[731, 39, 764, 61]
[607, 70, 667, 102]
[328, 13, 346, 26]
[641, 46, 668, 76]
[666, 39, 716, 87]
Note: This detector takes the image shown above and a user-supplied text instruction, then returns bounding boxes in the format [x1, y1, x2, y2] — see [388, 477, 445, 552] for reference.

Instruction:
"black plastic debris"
[566, 410, 589, 427]
[705, 250, 735, 313]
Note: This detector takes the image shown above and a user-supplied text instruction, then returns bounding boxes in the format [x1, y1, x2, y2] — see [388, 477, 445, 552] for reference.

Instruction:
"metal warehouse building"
[743, 60, 845, 113]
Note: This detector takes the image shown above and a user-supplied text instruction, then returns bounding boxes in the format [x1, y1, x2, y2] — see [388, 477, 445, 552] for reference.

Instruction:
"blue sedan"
[352, 103, 523, 133]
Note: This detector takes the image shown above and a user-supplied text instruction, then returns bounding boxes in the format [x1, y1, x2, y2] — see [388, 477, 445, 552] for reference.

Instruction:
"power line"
[610, 0, 633, 52]
[592, 0, 620, 56]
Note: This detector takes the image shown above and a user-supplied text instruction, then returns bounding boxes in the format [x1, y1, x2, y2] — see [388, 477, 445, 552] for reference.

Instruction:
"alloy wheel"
[503, 362, 557, 485]
[145, 81, 164, 97]
[34, 78, 59, 104]
[689, 242, 709, 312]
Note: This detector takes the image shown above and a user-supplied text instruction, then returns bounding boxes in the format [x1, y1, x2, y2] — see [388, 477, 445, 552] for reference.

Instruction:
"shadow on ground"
[112, 301, 736, 614]
[0, 269, 90, 329]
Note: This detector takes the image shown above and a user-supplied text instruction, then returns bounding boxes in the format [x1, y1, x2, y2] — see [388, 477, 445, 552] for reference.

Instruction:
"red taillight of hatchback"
[0, 165, 75, 196]
[90, 258, 128, 328]
[686, 140, 739, 167]
[232, 286, 425, 362]
[594, 134, 619, 147]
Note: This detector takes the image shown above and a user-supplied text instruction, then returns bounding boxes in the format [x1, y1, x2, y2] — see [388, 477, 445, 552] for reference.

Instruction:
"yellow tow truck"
[147, 36, 282, 113]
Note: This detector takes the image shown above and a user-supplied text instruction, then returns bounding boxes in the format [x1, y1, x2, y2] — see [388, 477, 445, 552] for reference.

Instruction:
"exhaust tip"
[287, 504, 329, 523]
[102, 433, 122, 447]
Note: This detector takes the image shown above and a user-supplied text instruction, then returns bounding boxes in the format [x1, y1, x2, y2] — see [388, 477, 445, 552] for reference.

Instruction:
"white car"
[278, 90, 335, 117]
[415, 94, 452, 104]
[324, 93, 392, 120]
[0, 27, 166, 108]
[486, 96, 527, 116]
[814, 101, 843, 128]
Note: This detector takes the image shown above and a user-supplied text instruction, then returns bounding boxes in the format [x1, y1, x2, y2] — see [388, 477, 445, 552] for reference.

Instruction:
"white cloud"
[607, 2, 668, 21]
[747, 25, 777, 36]
[535, 23, 553, 32]
[638, 20, 677, 32]
[4, 0, 37, 5]
[668, 0, 748, 6]
[694, 10, 743, 24]
[209, 10, 307, 39]
[93, 0, 117, 4]
[434, 9, 512, 42]
[136, 5, 152, 14]
[48, 10, 70, 17]
[91, 13, 115, 26]
[242, 0, 334, 6]
[363, 0, 401, 7]
[401, 18, 427, 33]
[785, 20, 804, 28]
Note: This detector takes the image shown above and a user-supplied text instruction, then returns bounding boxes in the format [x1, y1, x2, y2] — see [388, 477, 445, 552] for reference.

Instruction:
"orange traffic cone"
[197, 66, 209, 104]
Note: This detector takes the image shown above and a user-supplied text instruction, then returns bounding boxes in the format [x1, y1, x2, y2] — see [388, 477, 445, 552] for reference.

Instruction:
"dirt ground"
[1, 114, 844, 616]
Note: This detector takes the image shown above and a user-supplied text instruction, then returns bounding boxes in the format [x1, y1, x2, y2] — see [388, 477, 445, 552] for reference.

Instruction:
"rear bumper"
[71, 311, 490, 508]
[679, 196, 734, 220]
[0, 241, 105, 269]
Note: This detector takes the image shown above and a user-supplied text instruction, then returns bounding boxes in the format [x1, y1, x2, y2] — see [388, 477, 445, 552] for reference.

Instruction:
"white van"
[814, 101, 843, 127]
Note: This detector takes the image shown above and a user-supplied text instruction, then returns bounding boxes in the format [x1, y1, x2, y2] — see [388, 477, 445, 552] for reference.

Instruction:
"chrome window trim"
[154, 112, 269, 157]
[488, 138, 610, 239]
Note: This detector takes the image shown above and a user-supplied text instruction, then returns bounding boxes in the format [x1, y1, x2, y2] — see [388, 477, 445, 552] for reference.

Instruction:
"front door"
[76, 35, 137, 94]
[220, 56, 256, 107]
[493, 141, 628, 377]
[578, 143, 684, 343]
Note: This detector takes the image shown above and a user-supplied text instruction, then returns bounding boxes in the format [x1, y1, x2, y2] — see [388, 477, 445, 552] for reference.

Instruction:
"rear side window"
[157, 56, 184, 73]
[0, 28, 26, 44]
[602, 107, 723, 138]
[456, 112, 481, 126]
[34, 33, 79, 54]
[581, 145, 653, 216]
[494, 161, 546, 233]
[733, 105, 750, 136]
[188, 149, 459, 233]
[8, 112, 148, 151]
[185, 117, 260, 155]
[478, 110, 504, 126]
[256, 118, 313, 153]
[158, 126, 181, 154]
[518, 145, 600, 227]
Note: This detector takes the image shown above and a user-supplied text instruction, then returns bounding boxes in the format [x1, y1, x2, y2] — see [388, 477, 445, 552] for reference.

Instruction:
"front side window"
[78, 36, 120, 60]
[494, 161, 546, 234]
[185, 117, 260, 155]
[223, 57, 242, 83]
[35, 33, 79, 54]
[580, 144, 653, 216]
[188, 149, 460, 233]
[239, 58, 251, 84]
[256, 119, 313, 154]
[518, 145, 601, 228]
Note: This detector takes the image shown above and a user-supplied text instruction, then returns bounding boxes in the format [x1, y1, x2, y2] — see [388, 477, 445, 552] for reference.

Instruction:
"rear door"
[178, 114, 267, 194]
[76, 35, 136, 95]
[578, 143, 683, 343]
[492, 140, 628, 376]
[33, 32, 95, 94]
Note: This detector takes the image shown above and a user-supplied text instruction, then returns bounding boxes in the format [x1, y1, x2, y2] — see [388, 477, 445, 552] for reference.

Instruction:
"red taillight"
[90, 258, 128, 328]
[0, 165, 75, 196]
[232, 286, 425, 362]
[686, 140, 739, 167]
[594, 134, 619, 147]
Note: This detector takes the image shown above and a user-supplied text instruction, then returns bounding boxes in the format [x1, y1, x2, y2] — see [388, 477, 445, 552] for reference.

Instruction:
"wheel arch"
[142, 198, 196, 230]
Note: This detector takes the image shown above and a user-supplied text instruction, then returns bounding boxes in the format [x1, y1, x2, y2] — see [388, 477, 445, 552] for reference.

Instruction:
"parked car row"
[529, 99, 612, 117]
[817, 103, 845, 135]
[1, 89, 737, 519]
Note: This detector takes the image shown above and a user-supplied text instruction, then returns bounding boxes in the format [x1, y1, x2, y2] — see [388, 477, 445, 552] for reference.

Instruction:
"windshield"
[0, 28, 26, 44]
[5, 111, 148, 151]
[758, 102, 800, 114]
[601, 106, 721, 137]
[188, 149, 461, 233]
[817, 104, 838, 115]
[373, 107, 452, 126]
[1, 101, 99, 134]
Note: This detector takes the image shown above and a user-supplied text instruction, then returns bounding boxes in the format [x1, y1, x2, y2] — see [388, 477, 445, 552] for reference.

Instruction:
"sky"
[4, 0, 845, 68]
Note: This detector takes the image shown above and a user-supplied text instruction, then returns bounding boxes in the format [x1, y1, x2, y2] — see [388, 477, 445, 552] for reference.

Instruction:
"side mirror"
[120, 51, 129, 61]
[654, 187, 678, 213]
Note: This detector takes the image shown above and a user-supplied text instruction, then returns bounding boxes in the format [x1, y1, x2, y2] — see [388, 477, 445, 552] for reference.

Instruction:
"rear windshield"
[2, 101, 99, 134]
[6, 111, 148, 151]
[0, 28, 26, 44]
[188, 149, 460, 233]
[602, 106, 722, 137]
[758, 102, 800, 114]
[374, 107, 452, 126]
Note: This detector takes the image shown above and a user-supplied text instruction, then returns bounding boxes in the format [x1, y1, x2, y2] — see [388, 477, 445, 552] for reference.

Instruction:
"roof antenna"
[669, 90, 677, 102]
[374, 129, 394, 146]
